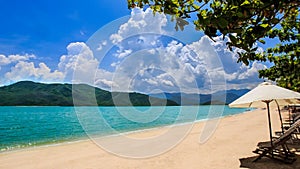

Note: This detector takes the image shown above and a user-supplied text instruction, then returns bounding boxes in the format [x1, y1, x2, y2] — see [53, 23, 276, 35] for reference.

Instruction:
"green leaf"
[271, 18, 280, 24]
[260, 23, 269, 28]
[217, 18, 229, 28]
[241, 0, 250, 6]
[215, 1, 221, 7]
[258, 39, 266, 44]
[229, 34, 237, 44]
[237, 12, 244, 17]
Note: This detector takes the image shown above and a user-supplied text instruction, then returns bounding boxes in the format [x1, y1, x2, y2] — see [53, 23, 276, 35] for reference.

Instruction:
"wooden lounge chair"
[275, 114, 300, 140]
[253, 119, 300, 164]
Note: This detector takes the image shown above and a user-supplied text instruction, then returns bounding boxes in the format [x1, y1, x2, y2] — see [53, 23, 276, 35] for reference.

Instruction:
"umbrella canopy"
[229, 82, 300, 108]
[229, 82, 300, 147]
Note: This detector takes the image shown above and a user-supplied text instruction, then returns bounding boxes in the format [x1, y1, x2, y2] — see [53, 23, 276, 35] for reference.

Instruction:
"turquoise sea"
[0, 106, 247, 152]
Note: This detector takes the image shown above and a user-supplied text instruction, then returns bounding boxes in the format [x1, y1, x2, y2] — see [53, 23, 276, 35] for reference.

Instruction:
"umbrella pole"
[275, 100, 284, 133]
[264, 100, 273, 156]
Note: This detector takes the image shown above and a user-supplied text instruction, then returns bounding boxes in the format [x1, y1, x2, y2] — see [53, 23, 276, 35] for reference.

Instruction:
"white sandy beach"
[1, 108, 299, 169]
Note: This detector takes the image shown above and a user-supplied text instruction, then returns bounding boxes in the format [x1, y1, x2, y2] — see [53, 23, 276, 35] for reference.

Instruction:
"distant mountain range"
[149, 89, 250, 105]
[0, 81, 249, 106]
[0, 81, 178, 106]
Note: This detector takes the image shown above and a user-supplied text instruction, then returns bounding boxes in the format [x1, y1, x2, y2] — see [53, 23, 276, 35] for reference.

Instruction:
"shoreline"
[0, 108, 251, 155]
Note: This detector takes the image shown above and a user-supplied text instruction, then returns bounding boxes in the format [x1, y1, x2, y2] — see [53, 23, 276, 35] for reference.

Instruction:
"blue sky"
[0, 1, 270, 93]
[0, 0, 130, 63]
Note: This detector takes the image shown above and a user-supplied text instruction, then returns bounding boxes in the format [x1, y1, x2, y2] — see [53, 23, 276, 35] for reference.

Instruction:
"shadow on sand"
[240, 142, 300, 169]
[239, 155, 300, 169]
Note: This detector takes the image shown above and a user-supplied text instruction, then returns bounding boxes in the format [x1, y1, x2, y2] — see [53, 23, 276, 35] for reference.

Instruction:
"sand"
[1, 108, 299, 169]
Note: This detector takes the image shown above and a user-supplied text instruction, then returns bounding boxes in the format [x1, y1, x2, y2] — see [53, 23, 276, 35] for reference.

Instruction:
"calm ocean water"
[0, 106, 247, 152]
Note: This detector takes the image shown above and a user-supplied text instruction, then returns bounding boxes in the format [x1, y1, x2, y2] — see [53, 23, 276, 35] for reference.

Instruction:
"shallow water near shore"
[0, 106, 247, 152]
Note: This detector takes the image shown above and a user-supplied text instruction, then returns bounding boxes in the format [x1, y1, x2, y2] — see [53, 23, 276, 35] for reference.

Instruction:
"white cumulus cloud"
[5, 61, 64, 82]
[115, 49, 133, 59]
[0, 54, 35, 66]
[58, 42, 99, 84]
[95, 34, 267, 93]
[109, 7, 167, 45]
[96, 40, 107, 51]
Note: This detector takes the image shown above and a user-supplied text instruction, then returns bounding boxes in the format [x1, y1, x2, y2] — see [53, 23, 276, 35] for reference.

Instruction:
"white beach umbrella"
[229, 82, 300, 146]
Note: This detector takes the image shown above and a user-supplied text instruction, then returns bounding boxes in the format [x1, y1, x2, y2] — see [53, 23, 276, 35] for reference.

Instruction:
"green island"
[0, 81, 249, 106]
